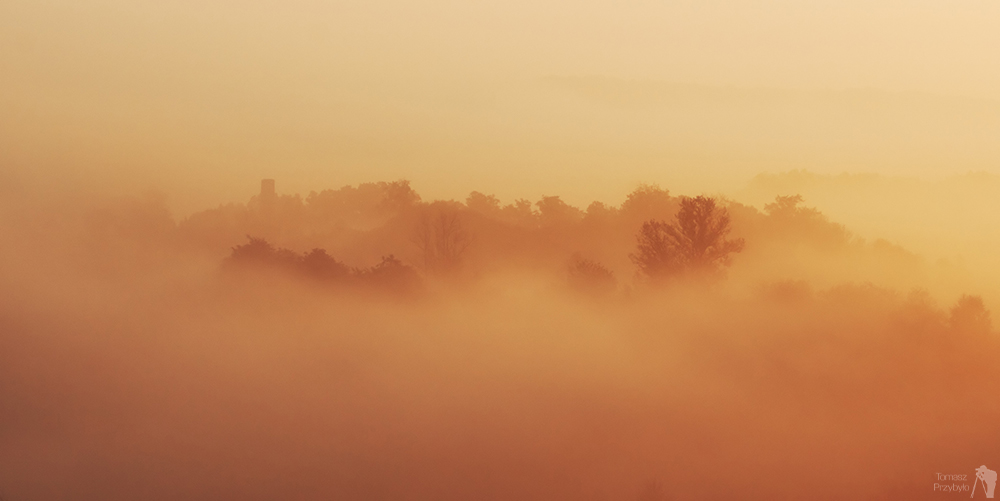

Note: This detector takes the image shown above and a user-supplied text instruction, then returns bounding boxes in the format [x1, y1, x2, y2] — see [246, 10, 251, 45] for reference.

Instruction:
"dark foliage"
[631, 220, 682, 280]
[951, 294, 993, 335]
[631, 196, 745, 281]
[226, 236, 419, 292]
[229, 236, 300, 268]
[412, 203, 473, 274]
[301, 248, 351, 281]
[354, 255, 422, 293]
[567, 255, 617, 296]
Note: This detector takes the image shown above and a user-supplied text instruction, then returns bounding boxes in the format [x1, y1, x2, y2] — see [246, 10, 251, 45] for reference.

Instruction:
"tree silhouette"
[762, 194, 848, 249]
[379, 180, 422, 213]
[950, 294, 992, 335]
[631, 220, 683, 279]
[228, 235, 299, 267]
[413, 204, 473, 274]
[301, 248, 349, 280]
[226, 236, 422, 292]
[763, 194, 809, 217]
[356, 255, 422, 292]
[567, 254, 617, 295]
[631, 196, 744, 280]
[536, 195, 584, 226]
[670, 196, 745, 270]
[620, 184, 672, 219]
[501, 198, 537, 227]
[230, 236, 277, 262]
[466, 191, 503, 216]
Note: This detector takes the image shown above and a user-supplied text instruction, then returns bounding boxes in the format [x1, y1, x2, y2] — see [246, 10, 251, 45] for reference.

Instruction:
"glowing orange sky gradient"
[3, 0, 1000, 214]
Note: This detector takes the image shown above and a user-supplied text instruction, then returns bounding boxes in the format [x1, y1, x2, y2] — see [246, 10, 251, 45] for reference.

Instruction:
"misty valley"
[1, 177, 997, 500]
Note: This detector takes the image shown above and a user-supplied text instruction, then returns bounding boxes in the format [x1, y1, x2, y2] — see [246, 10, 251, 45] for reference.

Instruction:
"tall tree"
[413, 204, 473, 274]
[631, 196, 744, 280]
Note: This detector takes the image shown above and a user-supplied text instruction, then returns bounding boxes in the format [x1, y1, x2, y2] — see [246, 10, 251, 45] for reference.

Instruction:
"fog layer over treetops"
[1, 177, 997, 500]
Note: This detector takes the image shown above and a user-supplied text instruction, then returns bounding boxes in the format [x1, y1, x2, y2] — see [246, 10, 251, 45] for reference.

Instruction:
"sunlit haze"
[2, 2, 1000, 500]
[4, 1, 1000, 210]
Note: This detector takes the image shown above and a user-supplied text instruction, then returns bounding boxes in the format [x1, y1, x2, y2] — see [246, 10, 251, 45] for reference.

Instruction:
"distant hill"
[737, 170, 1000, 268]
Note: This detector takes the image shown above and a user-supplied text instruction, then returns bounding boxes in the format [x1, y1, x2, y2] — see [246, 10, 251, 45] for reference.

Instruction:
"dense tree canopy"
[631, 196, 744, 281]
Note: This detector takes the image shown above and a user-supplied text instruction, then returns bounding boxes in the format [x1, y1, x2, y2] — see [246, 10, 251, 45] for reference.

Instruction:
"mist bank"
[2, 177, 998, 500]
[1, 242, 996, 500]
[740, 170, 1000, 279]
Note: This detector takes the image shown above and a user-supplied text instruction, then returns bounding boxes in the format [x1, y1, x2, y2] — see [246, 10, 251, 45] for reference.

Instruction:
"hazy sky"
[3, 0, 1000, 213]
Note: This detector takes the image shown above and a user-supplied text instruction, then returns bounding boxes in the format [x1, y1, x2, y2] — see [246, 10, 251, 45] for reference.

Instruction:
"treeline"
[216, 184, 753, 294]
[225, 237, 421, 293]
[179, 179, 930, 296]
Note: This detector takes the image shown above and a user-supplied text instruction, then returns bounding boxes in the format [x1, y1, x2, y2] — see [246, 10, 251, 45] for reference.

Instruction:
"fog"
[1, 178, 998, 501]
[4, 1, 1000, 498]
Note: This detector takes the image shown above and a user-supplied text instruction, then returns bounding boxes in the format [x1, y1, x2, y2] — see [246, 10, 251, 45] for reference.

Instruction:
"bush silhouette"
[567, 255, 617, 295]
[228, 236, 299, 268]
[301, 248, 350, 281]
[226, 237, 420, 293]
[355, 255, 422, 292]
[950, 294, 992, 335]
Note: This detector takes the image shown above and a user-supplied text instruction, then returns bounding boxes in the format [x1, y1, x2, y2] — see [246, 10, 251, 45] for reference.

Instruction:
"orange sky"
[3, 0, 1000, 213]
